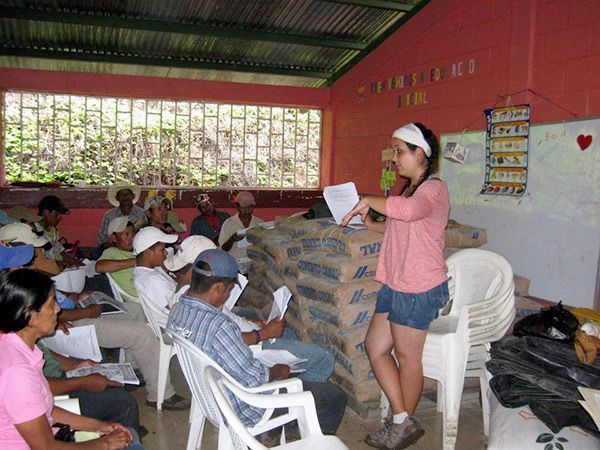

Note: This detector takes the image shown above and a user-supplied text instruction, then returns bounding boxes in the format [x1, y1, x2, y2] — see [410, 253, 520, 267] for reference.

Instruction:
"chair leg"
[187, 400, 205, 450]
[118, 348, 126, 364]
[156, 344, 172, 412]
[436, 380, 443, 412]
[480, 372, 490, 436]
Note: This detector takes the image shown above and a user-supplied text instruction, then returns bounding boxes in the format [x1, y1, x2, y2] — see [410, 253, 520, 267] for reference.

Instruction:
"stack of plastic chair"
[168, 330, 323, 450]
[106, 272, 140, 304]
[137, 290, 177, 412]
[206, 367, 349, 450]
[444, 248, 515, 436]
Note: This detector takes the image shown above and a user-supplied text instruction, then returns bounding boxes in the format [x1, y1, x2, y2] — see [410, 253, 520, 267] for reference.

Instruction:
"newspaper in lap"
[251, 348, 307, 374]
[78, 291, 125, 315]
[66, 363, 140, 385]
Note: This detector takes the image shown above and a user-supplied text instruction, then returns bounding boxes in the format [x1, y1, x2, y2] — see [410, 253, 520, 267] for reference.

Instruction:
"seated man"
[144, 196, 170, 231]
[34, 195, 82, 267]
[132, 227, 178, 326]
[167, 235, 335, 383]
[38, 343, 141, 433]
[219, 191, 263, 259]
[96, 217, 138, 298]
[190, 193, 230, 245]
[3, 222, 190, 411]
[167, 249, 346, 435]
[98, 183, 146, 251]
[0, 222, 60, 275]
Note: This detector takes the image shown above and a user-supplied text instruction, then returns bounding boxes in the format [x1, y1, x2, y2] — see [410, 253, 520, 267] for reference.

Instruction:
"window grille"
[2, 91, 321, 189]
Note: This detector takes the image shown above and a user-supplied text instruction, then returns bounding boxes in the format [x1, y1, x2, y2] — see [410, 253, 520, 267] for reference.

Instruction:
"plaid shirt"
[167, 294, 269, 427]
[190, 210, 230, 241]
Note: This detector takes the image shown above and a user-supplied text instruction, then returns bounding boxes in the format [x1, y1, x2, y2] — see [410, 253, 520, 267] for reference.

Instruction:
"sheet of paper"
[323, 182, 363, 226]
[224, 274, 249, 311]
[82, 259, 99, 278]
[42, 325, 103, 362]
[259, 221, 275, 229]
[78, 291, 125, 315]
[236, 227, 250, 237]
[267, 286, 292, 323]
[251, 348, 307, 372]
[66, 363, 140, 385]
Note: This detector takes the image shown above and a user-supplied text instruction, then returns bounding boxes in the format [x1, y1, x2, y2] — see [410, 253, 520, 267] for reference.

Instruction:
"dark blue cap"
[193, 248, 239, 279]
[0, 244, 34, 270]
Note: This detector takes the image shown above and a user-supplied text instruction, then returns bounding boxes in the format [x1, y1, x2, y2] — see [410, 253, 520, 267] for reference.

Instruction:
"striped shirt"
[376, 178, 450, 293]
[167, 294, 269, 427]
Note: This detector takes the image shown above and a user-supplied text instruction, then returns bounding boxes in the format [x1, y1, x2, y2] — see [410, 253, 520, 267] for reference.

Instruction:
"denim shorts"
[375, 281, 449, 330]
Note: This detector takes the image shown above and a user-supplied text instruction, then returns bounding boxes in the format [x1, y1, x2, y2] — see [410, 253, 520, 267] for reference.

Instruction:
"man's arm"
[95, 258, 135, 273]
[47, 374, 122, 395]
[241, 319, 285, 346]
[59, 305, 102, 321]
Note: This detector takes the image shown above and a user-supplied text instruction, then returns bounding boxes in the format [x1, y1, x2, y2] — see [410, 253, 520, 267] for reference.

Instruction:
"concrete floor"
[130, 357, 487, 450]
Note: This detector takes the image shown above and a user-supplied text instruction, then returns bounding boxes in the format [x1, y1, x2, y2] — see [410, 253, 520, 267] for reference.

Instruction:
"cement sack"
[306, 321, 368, 360]
[345, 395, 382, 423]
[513, 274, 530, 297]
[285, 314, 311, 342]
[238, 285, 272, 310]
[287, 295, 311, 324]
[247, 245, 270, 263]
[301, 222, 383, 258]
[245, 226, 272, 246]
[332, 364, 380, 403]
[249, 259, 268, 277]
[261, 235, 303, 265]
[445, 220, 487, 248]
[247, 274, 274, 297]
[275, 215, 326, 239]
[331, 347, 372, 381]
[296, 252, 379, 282]
[265, 269, 285, 292]
[306, 297, 375, 330]
[295, 276, 381, 307]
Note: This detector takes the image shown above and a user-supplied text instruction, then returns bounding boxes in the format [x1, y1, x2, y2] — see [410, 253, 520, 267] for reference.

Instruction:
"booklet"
[224, 274, 249, 311]
[251, 348, 307, 373]
[78, 291, 125, 315]
[66, 362, 140, 385]
[42, 325, 103, 362]
[323, 182, 365, 227]
[266, 286, 293, 324]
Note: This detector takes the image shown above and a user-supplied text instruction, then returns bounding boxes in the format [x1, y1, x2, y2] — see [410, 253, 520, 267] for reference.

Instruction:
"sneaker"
[365, 417, 392, 449]
[145, 393, 191, 411]
[383, 416, 425, 450]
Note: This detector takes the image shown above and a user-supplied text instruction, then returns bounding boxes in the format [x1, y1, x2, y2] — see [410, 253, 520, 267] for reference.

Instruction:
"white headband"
[392, 124, 432, 157]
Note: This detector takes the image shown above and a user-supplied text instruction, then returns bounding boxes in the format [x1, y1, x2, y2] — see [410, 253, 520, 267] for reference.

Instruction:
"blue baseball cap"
[193, 249, 239, 280]
[0, 244, 35, 270]
[0, 210, 16, 225]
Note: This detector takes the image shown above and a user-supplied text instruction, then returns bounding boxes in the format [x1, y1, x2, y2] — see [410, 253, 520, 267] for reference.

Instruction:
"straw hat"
[107, 183, 141, 207]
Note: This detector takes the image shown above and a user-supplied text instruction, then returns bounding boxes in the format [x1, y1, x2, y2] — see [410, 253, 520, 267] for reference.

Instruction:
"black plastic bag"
[513, 301, 579, 342]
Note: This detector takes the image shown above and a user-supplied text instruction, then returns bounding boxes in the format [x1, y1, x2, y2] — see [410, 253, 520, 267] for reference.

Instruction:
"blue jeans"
[71, 387, 140, 432]
[126, 428, 145, 449]
[262, 328, 335, 383]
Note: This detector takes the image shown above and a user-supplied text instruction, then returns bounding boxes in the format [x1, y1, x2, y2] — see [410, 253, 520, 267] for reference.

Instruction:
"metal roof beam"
[0, 6, 366, 51]
[0, 46, 332, 79]
[321, 0, 413, 11]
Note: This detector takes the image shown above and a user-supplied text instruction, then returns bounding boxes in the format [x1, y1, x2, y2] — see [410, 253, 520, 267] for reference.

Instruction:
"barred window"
[2, 91, 321, 189]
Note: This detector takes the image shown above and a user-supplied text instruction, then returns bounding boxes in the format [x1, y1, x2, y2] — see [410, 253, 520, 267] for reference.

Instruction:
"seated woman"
[0, 269, 144, 450]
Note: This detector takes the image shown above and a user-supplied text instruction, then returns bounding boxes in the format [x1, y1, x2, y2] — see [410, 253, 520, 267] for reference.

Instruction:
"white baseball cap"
[107, 216, 133, 236]
[132, 226, 178, 255]
[0, 223, 49, 247]
[164, 235, 216, 272]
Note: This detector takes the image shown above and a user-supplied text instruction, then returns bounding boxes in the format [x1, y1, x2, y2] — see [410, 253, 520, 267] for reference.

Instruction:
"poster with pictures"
[482, 105, 530, 196]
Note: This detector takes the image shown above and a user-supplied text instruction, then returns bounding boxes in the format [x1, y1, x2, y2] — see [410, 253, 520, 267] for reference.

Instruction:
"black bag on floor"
[513, 301, 579, 342]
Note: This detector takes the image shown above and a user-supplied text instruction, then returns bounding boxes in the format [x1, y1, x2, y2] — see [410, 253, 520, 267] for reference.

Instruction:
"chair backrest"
[206, 367, 267, 450]
[136, 289, 169, 342]
[167, 329, 253, 430]
[106, 272, 140, 304]
[446, 248, 514, 314]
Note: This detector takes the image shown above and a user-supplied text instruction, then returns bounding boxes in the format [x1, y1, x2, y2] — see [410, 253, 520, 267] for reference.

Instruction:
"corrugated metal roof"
[0, 0, 430, 87]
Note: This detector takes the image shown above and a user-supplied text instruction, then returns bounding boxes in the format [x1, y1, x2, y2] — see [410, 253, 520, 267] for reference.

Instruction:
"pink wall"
[329, 0, 600, 194]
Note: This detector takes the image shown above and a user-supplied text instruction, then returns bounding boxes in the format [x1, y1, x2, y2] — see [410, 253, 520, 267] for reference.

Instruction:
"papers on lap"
[251, 348, 307, 373]
[66, 363, 140, 385]
[42, 325, 103, 362]
[78, 291, 125, 315]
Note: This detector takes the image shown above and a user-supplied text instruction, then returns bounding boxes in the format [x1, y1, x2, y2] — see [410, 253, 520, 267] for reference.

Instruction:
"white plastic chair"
[106, 272, 140, 304]
[168, 330, 314, 450]
[206, 367, 349, 450]
[137, 290, 177, 412]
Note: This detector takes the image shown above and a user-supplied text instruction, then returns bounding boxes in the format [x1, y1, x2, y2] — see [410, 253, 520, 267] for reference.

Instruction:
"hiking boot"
[145, 393, 191, 411]
[365, 416, 393, 449]
[383, 416, 425, 450]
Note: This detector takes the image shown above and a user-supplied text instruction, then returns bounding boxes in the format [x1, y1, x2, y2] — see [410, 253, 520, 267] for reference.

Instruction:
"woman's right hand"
[97, 429, 131, 449]
[341, 198, 370, 227]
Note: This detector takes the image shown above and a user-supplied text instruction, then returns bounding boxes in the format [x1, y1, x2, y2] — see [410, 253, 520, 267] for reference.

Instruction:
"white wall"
[441, 118, 600, 308]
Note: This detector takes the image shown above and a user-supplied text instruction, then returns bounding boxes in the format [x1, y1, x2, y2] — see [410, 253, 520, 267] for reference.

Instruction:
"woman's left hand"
[341, 197, 370, 227]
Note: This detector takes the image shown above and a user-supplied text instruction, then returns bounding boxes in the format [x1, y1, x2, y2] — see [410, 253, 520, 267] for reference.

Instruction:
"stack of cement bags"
[444, 219, 488, 258]
[247, 215, 384, 421]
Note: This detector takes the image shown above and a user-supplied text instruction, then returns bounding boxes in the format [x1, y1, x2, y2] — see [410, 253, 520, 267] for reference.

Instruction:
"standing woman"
[342, 123, 449, 449]
[0, 269, 142, 449]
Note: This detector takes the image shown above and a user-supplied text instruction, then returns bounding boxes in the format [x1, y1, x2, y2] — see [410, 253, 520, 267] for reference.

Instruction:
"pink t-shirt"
[0, 333, 55, 449]
[375, 178, 450, 293]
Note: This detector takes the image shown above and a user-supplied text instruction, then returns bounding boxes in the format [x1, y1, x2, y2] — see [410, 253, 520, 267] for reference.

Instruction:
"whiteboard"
[440, 118, 599, 308]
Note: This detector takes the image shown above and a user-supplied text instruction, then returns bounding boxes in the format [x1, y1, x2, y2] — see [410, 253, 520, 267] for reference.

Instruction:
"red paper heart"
[577, 134, 592, 151]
